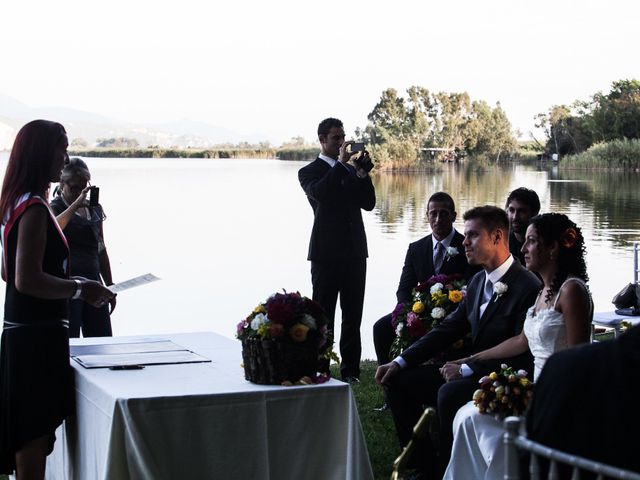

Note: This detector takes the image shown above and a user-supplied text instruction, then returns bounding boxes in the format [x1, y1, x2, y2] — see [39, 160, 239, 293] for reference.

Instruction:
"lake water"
[1, 154, 639, 360]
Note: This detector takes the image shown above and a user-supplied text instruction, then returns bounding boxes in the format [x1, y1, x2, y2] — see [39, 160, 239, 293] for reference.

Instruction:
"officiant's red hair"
[0, 120, 67, 219]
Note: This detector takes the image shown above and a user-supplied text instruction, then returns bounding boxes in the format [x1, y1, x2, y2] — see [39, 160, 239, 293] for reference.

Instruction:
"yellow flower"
[489, 372, 498, 380]
[253, 304, 266, 314]
[449, 290, 464, 303]
[257, 324, 270, 338]
[431, 290, 448, 306]
[412, 301, 425, 314]
[289, 323, 310, 342]
[519, 378, 530, 387]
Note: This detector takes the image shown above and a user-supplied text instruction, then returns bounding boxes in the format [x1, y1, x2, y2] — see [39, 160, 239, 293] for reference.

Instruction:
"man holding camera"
[298, 117, 375, 382]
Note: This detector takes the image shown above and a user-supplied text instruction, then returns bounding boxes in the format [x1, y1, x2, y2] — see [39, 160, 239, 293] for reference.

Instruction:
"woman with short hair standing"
[0, 120, 115, 479]
[51, 157, 116, 337]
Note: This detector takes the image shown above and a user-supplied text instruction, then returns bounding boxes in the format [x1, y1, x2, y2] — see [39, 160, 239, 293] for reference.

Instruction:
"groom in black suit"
[373, 192, 480, 366]
[376, 205, 541, 479]
[298, 117, 376, 381]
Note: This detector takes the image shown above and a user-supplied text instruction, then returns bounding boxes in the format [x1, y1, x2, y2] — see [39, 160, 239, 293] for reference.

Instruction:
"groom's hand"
[375, 361, 400, 386]
[440, 362, 462, 382]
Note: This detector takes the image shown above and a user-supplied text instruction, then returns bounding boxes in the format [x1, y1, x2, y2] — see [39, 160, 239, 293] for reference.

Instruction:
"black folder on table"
[70, 340, 211, 369]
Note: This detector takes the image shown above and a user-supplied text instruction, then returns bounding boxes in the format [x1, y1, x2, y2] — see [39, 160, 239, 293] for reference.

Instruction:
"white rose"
[396, 322, 405, 335]
[250, 313, 267, 331]
[430, 283, 444, 294]
[300, 314, 317, 330]
[446, 246, 459, 257]
[431, 307, 446, 319]
[494, 281, 508, 295]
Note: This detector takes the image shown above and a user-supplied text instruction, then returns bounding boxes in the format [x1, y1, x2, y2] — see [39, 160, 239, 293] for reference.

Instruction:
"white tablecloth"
[46, 332, 373, 480]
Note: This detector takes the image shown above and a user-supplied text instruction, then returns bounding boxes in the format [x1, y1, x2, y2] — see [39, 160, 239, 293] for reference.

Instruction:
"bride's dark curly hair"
[529, 213, 588, 304]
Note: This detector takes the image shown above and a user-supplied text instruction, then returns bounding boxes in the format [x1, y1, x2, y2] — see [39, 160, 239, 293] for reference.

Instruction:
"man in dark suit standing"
[373, 192, 480, 366]
[298, 117, 376, 382]
[526, 325, 640, 475]
[376, 206, 541, 479]
[505, 187, 540, 263]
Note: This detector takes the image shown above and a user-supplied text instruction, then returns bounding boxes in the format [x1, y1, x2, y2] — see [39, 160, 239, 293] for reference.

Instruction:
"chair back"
[503, 417, 640, 480]
[634, 241, 639, 285]
[391, 407, 436, 480]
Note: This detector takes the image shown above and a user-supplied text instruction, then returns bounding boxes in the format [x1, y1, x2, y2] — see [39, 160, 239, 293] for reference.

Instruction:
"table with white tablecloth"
[592, 311, 640, 338]
[45, 332, 373, 480]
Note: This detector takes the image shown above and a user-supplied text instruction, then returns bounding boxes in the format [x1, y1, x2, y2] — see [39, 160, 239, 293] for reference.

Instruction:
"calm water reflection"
[0, 155, 638, 360]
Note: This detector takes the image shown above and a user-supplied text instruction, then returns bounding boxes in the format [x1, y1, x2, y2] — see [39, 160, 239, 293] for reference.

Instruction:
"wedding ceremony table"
[593, 311, 640, 338]
[45, 332, 374, 480]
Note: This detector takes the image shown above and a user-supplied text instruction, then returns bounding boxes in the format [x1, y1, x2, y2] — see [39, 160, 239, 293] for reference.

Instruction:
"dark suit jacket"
[298, 158, 375, 261]
[526, 325, 640, 475]
[400, 259, 541, 377]
[395, 231, 480, 303]
[509, 231, 525, 264]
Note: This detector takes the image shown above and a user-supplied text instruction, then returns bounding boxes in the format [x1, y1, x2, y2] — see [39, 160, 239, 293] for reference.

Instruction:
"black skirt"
[0, 323, 75, 474]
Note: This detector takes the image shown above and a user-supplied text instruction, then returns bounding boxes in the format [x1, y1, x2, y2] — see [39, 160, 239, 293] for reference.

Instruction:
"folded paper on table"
[73, 350, 211, 368]
[70, 339, 180, 357]
[70, 339, 211, 368]
[108, 273, 160, 293]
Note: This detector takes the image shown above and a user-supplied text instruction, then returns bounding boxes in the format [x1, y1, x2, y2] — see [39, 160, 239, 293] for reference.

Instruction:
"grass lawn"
[331, 360, 399, 480]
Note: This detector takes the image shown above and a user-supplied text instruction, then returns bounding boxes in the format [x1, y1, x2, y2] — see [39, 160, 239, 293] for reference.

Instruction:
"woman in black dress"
[0, 120, 115, 479]
[50, 158, 116, 337]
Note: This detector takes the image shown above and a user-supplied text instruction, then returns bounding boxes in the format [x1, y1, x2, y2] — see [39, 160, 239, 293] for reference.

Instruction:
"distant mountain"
[0, 93, 273, 150]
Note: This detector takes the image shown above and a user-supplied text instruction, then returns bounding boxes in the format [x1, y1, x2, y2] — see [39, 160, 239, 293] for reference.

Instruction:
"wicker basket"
[241, 338, 318, 384]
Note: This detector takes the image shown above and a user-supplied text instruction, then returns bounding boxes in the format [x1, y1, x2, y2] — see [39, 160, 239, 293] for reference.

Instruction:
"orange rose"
[448, 290, 464, 303]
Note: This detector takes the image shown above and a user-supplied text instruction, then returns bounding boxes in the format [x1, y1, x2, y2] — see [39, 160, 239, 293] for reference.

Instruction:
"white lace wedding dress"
[443, 278, 589, 480]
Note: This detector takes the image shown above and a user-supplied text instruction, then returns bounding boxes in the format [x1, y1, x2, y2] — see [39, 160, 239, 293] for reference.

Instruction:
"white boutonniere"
[493, 282, 508, 302]
[445, 246, 459, 259]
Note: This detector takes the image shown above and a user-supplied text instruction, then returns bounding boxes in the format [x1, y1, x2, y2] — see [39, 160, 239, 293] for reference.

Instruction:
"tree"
[362, 86, 517, 166]
[536, 79, 640, 155]
[96, 137, 139, 148]
[70, 137, 89, 148]
[280, 136, 308, 148]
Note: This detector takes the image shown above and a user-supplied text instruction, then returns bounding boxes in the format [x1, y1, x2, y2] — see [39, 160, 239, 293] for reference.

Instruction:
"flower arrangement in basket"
[236, 291, 335, 385]
[472, 364, 534, 419]
[389, 273, 466, 358]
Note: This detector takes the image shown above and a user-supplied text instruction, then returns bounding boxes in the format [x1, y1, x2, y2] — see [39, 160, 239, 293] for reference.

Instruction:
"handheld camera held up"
[88, 186, 100, 207]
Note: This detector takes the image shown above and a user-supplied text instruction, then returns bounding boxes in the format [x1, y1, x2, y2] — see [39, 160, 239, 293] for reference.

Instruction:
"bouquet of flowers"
[236, 291, 335, 385]
[389, 273, 466, 358]
[473, 364, 534, 419]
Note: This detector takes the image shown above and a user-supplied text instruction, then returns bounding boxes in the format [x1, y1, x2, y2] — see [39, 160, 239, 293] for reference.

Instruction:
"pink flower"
[236, 320, 248, 336]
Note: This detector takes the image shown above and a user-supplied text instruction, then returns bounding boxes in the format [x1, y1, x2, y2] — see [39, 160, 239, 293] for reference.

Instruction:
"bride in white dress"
[443, 213, 593, 480]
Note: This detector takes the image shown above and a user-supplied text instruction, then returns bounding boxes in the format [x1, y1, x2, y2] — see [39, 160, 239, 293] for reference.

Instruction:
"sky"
[1, 0, 639, 144]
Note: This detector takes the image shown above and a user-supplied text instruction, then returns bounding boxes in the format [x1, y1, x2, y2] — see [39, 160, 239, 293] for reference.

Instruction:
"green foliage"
[69, 147, 278, 159]
[95, 137, 140, 148]
[537, 79, 640, 155]
[276, 147, 318, 161]
[559, 138, 640, 169]
[70, 137, 89, 148]
[362, 86, 517, 169]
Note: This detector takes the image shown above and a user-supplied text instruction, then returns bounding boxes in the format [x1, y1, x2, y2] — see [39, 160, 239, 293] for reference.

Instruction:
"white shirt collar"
[318, 153, 337, 167]
[486, 254, 514, 285]
[433, 228, 456, 250]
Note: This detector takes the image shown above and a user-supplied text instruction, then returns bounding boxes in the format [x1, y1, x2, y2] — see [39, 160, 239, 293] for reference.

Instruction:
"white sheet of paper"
[108, 273, 160, 293]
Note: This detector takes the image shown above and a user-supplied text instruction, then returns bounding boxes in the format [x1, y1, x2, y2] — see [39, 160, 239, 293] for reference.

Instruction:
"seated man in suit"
[373, 192, 480, 367]
[505, 187, 540, 263]
[526, 325, 640, 476]
[376, 205, 541, 479]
